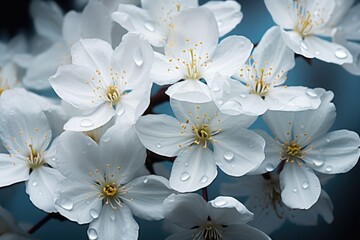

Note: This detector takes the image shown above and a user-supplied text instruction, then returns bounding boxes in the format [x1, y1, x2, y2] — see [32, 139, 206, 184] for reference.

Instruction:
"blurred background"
[0, 0, 359, 239]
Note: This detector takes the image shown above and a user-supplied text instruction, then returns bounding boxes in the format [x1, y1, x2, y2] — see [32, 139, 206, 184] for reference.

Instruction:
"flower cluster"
[0, 0, 359, 239]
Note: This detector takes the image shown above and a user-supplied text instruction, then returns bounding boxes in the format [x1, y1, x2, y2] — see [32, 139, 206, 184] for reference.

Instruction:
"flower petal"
[135, 114, 193, 157]
[166, 229, 198, 240]
[170, 146, 217, 192]
[89, 204, 139, 240]
[62, 11, 81, 46]
[213, 128, 265, 177]
[163, 193, 207, 228]
[26, 167, 65, 213]
[165, 80, 212, 103]
[122, 175, 173, 220]
[55, 178, 101, 224]
[338, 3, 360, 41]
[280, 163, 321, 209]
[264, 0, 296, 28]
[222, 224, 271, 240]
[150, 52, 183, 85]
[202, 0, 242, 36]
[208, 196, 253, 225]
[0, 154, 29, 187]
[304, 130, 360, 174]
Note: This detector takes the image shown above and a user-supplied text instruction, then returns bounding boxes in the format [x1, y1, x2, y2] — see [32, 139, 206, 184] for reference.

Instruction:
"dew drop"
[240, 93, 247, 98]
[302, 181, 309, 189]
[214, 198, 227, 207]
[133, 48, 144, 67]
[144, 21, 155, 32]
[156, 143, 161, 148]
[87, 228, 98, 240]
[223, 151, 234, 161]
[222, 100, 242, 111]
[326, 165, 333, 172]
[335, 48, 348, 59]
[212, 84, 220, 92]
[184, 162, 189, 166]
[326, 138, 331, 143]
[265, 163, 275, 172]
[90, 209, 99, 219]
[312, 159, 325, 167]
[32, 181, 38, 187]
[200, 175, 208, 183]
[143, 177, 149, 184]
[180, 172, 190, 181]
[56, 197, 74, 211]
[109, 212, 116, 221]
[80, 119, 94, 128]
[305, 89, 318, 98]
[299, 40, 308, 50]
[315, 51, 320, 56]
[292, 188, 298, 193]
[300, 124, 305, 129]
[86, 200, 91, 205]
[217, 21, 223, 27]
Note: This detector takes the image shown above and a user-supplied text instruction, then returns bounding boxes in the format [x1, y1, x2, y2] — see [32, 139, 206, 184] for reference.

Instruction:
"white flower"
[210, 26, 321, 116]
[22, 0, 113, 90]
[113, 0, 243, 47]
[0, 63, 20, 95]
[0, 205, 33, 240]
[54, 125, 173, 240]
[264, 0, 353, 64]
[163, 193, 271, 240]
[221, 174, 334, 234]
[0, 88, 65, 213]
[249, 88, 360, 209]
[150, 7, 253, 103]
[135, 99, 265, 192]
[49, 32, 154, 131]
[0, 34, 27, 66]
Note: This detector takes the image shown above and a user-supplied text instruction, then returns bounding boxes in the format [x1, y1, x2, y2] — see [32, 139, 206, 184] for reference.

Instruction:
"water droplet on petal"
[300, 124, 305, 129]
[90, 209, 99, 219]
[87, 228, 98, 240]
[56, 197, 74, 211]
[305, 89, 318, 98]
[86, 200, 91, 205]
[222, 100, 242, 111]
[217, 21, 223, 27]
[156, 143, 161, 148]
[212, 84, 220, 92]
[292, 188, 298, 193]
[32, 181, 38, 186]
[133, 48, 144, 67]
[143, 177, 149, 184]
[180, 172, 190, 181]
[144, 21, 155, 32]
[335, 48, 348, 59]
[302, 181, 309, 189]
[265, 163, 275, 172]
[315, 51, 320, 56]
[223, 151, 234, 161]
[326, 138, 331, 143]
[200, 175, 208, 183]
[109, 212, 116, 221]
[313, 159, 325, 167]
[184, 162, 189, 166]
[299, 40, 308, 50]
[326, 165, 333, 172]
[214, 198, 227, 207]
[240, 93, 247, 98]
[80, 119, 94, 128]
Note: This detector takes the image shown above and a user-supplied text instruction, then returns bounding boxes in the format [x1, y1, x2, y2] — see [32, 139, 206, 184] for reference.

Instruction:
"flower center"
[193, 221, 224, 240]
[293, 2, 314, 36]
[106, 86, 120, 104]
[282, 141, 303, 161]
[27, 144, 43, 169]
[192, 124, 213, 148]
[250, 68, 269, 96]
[103, 184, 117, 197]
[0, 87, 4, 95]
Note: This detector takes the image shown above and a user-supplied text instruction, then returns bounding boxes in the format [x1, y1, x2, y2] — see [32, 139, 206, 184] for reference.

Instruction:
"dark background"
[1, 0, 359, 239]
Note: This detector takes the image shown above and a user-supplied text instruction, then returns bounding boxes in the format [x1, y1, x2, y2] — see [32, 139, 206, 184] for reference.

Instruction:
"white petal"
[165, 80, 212, 103]
[264, 0, 296, 28]
[62, 11, 82, 46]
[253, 26, 295, 84]
[64, 103, 115, 132]
[338, 3, 360, 41]
[248, 130, 282, 175]
[42, 137, 59, 168]
[262, 110, 295, 143]
[280, 30, 307, 57]
[55, 178, 101, 224]
[333, 31, 360, 75]
[112, 32, 154, 89]
[163, 193, 207, 228]
[135, 114, 193, 157]
[166, 230, 198, 240]
[0, 88, 51, 156]
[71, 38, 113, 75]
[280, 163, 321, 209]
[222, 224, 271, 240]
[305, 0, 336, 30]
[123, 175, 173, 220]
[0, 154, 29, 187]
[89, 204, 139, 240]
[56, 131, 102, 182]
[26, 167, 65, 213]
[49, 64, 104, 109]
[265, 86, 321, 111]
[304, 35, 353, 64]
[304, 130, 360, 174]
[208, 196, 253, 225]
[165, 8, 218, 58]
[213, 128, 265, 177]
[112, 5, 166, 47]
[202, 0, 242, 36]
[205, 36, 253, 78]
[99, 124, 146, 184]
[150, 52, 183, 85]
[0, 63, 18, 88]
[23, 41, 69, 90]
[170, 146, 217, 192]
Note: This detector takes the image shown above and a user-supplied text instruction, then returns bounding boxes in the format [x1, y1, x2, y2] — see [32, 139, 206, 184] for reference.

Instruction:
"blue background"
[1, 0, 359, 239]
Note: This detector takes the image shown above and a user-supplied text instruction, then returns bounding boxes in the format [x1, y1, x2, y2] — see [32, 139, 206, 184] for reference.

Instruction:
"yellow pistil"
[27, 144, 43, 169]
[251, 68, 269, 96]
[103, 184, 117, 197]
[0, 87, 4, 95]
[176, 3, 181, 11]
[193, 221, 224, 240]
[295, 12, 313, 36]
[106, 86, 120, 104]
[192, 124, 212, 148]
[282, 141, 303, 162]
[185, 48, 200, 79]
